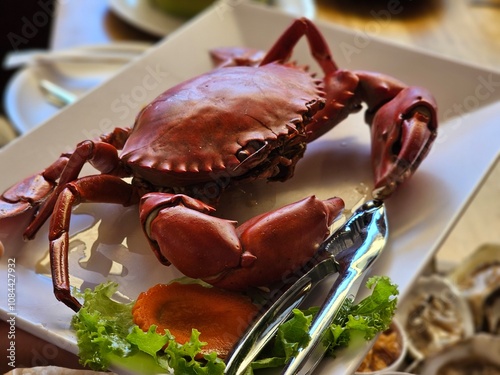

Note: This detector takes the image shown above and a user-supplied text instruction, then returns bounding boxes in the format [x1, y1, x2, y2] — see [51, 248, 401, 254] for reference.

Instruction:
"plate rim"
[108, 0, 317, 37]
[108, 0, 186, 37]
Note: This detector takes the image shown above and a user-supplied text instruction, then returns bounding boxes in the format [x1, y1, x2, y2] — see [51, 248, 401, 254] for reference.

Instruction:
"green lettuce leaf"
[247, 276, 399, 372]
[127, 325, 170, 358]
[325, 275, 399, 357]
[71, 282, 136, 371]
[71, 282, 224, 374]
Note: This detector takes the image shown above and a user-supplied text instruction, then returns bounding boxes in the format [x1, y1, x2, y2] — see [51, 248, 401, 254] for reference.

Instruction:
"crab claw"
[370, 86, 438, 200]
[140, 193, 344, 291]
[212, 195, 344, 291]
[139, 192, 243, 279]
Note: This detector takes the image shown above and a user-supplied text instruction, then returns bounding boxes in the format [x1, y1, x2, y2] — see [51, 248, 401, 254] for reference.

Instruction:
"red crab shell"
[121, 64, 325, 188]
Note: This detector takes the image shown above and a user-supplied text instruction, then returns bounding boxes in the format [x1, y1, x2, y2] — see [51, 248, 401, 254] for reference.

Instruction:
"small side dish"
[356, 319, 406, 373]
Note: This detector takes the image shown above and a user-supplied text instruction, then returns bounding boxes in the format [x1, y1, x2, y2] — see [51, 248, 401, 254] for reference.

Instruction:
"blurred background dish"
[418, 334, 500, 375]
[108, 0, 316, 37]
[150, 0, 217, 18]
[108, 0, 185, 36]
[3, 43, 151, 134]
[447, 243, 500, 334]
[395, 275, 475, 362]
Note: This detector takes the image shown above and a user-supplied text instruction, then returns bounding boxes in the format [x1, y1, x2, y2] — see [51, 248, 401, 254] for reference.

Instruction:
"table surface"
[2, 0, 500, 373]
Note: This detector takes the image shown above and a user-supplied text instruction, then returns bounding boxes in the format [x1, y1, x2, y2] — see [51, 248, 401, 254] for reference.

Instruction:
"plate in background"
[3, 43, 150, 134]
[108, 0, 316, 36]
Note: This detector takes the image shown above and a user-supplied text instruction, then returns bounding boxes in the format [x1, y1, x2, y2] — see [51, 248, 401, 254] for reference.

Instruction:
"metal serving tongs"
[224, 199, 388, 375]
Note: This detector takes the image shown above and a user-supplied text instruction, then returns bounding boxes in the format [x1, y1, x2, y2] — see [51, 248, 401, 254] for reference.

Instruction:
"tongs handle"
[282, 265, 364, 374]
[282, 201, 387, 375]
[224, 256, 338, 375]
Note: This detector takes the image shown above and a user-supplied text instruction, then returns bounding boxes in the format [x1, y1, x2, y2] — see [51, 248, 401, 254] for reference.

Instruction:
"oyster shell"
[447, 243, 500, 332]
[482, 286, 500, 334]
[396, 275, 474, 360]
[419, 333, 500, 375]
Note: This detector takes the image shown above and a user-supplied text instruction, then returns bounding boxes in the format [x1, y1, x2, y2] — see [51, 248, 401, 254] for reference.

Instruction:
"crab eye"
[236, 149, 250, 162]
[236, 140, 267, 162]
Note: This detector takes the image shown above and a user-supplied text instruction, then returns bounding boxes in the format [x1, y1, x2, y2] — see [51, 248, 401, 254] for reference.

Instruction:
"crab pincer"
[140, 194, 345, 291]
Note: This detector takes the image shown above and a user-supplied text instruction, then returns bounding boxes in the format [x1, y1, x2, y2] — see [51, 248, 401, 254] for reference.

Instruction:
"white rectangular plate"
[1, 2, 500, 374]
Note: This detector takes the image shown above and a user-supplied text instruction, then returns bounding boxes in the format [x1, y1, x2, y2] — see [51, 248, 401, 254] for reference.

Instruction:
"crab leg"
[0, 155, 70, 219]
[17, 128, 131, 240]
[140, 193, 344, 291]
[210, 47, 265, 67]
[49, 175, 139, 311]
[0, 128, 131, 226]
[260, 17, 337, 74]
